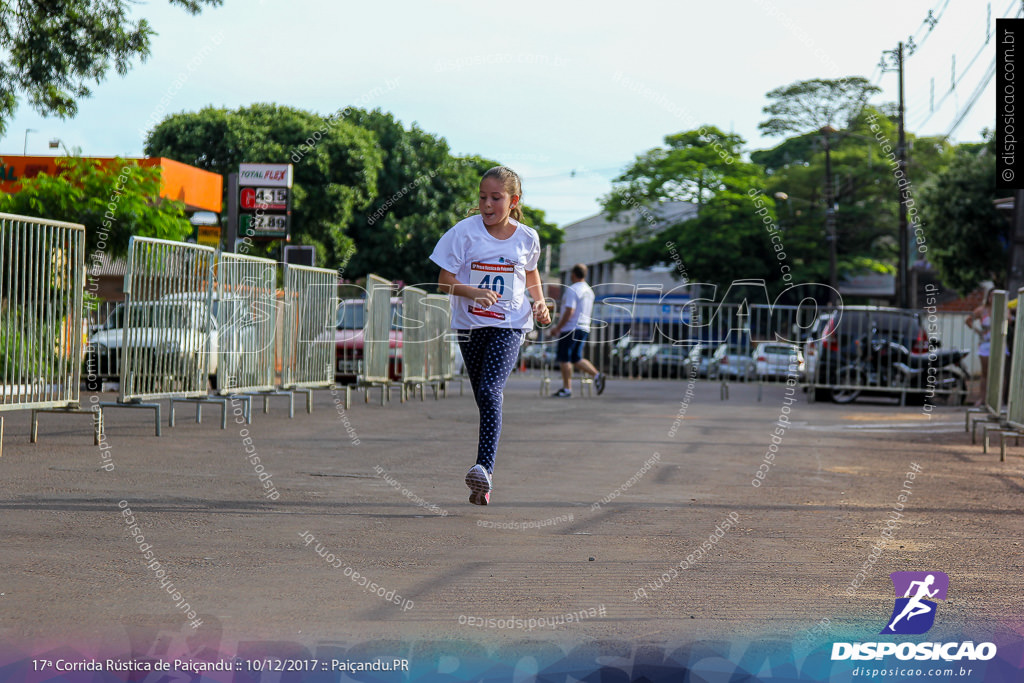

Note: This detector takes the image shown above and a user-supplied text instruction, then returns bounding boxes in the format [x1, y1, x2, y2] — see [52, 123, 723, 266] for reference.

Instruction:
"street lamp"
[773, 192, 793, 218]
[774, 189, 833, 300]
[49, 138, 70, 155]
[23, 128, 37, 155]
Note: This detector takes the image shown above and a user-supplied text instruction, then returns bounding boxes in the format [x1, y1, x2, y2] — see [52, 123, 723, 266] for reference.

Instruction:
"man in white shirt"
[548, 264, 605, 396]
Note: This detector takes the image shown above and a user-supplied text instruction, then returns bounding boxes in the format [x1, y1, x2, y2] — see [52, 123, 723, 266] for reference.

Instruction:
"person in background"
[548, 263, 605, 397]
[965, 287, 995, 407]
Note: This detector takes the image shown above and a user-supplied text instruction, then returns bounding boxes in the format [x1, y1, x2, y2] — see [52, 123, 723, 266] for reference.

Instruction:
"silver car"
[708, 343, 756, 381]
[754, 342, 804, 380]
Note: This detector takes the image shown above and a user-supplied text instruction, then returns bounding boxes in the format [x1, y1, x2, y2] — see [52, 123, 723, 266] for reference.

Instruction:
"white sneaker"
[465, 464, 492, 505]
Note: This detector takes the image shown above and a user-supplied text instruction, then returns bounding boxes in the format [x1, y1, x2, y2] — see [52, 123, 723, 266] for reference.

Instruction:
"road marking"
[842, 420, 960, 429]
[841, 413, 936, 422]
[800, 421, 962, 433]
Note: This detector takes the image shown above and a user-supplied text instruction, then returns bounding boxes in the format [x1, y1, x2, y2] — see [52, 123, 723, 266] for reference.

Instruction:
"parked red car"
[334, 298, 403, 384]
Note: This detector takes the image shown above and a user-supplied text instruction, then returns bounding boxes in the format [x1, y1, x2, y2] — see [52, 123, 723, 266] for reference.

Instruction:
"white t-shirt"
[430, 215, 541, 330]
[562, 280, 595, 332]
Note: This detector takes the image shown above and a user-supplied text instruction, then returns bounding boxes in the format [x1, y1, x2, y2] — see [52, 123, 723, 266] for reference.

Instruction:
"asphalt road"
[0, 374, 1020, 657]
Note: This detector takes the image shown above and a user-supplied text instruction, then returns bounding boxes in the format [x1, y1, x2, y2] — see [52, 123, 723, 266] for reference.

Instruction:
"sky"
[0, 0, 1008, 227]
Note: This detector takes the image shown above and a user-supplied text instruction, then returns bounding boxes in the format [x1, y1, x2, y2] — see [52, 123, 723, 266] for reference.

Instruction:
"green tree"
[759, 77, 882, 137]
[757, 78, 884, 296]
[145, 103, 383, 265]
[919, 138, 1010, 295]
[604, 129, 753, 211]
[602, 127, 787, 291]
[293, 109, 560, 285]
[0, 0, 221, 136]
[520, 204, 561, 271]
[146, 105, 561, 282]
[753, 104, 956, 294]
[0, 155, 191, 257]
[337, 110, 484, 285]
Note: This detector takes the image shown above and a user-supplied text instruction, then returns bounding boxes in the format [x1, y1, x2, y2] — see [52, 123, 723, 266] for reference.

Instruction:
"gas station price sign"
[240, 187, 288, 211]
[240, 213, 288, 236]
[237, 163, 293, 239]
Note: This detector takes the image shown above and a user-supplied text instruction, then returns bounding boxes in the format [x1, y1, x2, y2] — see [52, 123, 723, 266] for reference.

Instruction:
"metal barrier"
[693, 301, 757, 401]
[280, 264, 338, 412]
[400, 286, 428, 401]
[429, 294, 461, 398]
[967, 290, 1008, 441]
[985, 291, 1008, 413]
[979, 288, 1024, 459]
[333, 284, 365, 392]
[99, 237, 219, 435]
[214, 253, 278, 394]
[527, 340, 557, 396]
[361, 274, 394, 404]
[0, 213, 92, 455]
[803, 305, 973, 406]
[84, 300, 122, 392]
[577, 295, 974, 407]
[533, 299, 594, 398]
[1005, 289, 1024, 434]
[421, 294, 449, 398]
[579, 299, 770, 400]
[195, 252, 289, 421]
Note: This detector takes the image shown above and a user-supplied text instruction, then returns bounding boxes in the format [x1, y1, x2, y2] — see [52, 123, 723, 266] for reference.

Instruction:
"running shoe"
[466, 464, 492, 505]
[594, 372, 606, 395]
[552, 388, 572, 398]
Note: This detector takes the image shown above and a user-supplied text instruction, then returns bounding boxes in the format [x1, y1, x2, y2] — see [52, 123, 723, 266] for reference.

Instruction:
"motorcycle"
[831, 330, 970, 405]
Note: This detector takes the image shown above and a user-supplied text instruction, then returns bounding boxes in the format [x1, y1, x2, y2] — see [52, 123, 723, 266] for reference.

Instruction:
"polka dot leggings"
[457, 327, 524, 474]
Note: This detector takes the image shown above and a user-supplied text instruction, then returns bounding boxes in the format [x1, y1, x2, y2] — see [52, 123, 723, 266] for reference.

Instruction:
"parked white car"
[707, 343, 756, 381]
[85, 294, 261, 391]
[753, 342, 805, 380]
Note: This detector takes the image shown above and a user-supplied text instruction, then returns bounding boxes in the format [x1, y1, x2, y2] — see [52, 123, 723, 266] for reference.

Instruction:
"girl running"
[430, 166, 550, 505]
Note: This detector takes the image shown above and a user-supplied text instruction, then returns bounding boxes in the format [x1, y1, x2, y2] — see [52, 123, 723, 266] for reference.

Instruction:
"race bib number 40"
[469, 262, 515, 302]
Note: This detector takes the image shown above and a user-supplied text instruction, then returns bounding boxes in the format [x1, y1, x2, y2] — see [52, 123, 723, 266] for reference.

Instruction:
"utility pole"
[1009, 190, 1024, 297]
[225, 172, 238, 253]
[821, 127, 838, 306]
[881, 41, 911, 307]
[896, 41, 910, 309]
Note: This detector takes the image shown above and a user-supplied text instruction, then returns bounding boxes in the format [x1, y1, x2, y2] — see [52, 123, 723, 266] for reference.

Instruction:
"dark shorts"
[556, 329, 589, 364]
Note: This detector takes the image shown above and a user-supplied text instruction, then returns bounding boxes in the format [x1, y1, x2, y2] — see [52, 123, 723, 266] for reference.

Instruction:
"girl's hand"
[532, 299, 551, 325]
[473, 288, 500, 309]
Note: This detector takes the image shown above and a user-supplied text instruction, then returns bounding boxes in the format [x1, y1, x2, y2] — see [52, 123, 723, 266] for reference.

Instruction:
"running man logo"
[880, 571, 949, 635]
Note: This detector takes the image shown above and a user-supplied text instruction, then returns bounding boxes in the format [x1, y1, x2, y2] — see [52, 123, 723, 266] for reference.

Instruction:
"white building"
[554, 201, 699, 338]
[556, 201, 697, 292]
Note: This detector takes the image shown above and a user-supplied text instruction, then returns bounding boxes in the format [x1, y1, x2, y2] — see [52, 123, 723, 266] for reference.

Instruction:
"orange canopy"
[0, 155, 223, 213]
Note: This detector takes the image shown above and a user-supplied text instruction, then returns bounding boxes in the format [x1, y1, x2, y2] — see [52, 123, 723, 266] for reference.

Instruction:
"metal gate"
[280, 264, 336, 389]
[400, 286, 428, 400]
[97, 237, 218, 435]
[118, 237, 216, 402]
[423, 293, 459, 398]
[984, 291, 1009, 414]
[0, 213, 88, 454]
[1005, 289, 1024, 434]
[991, 289, 1024, 460]
[214, 253, 278, 395]
[363, 274, 393, 384]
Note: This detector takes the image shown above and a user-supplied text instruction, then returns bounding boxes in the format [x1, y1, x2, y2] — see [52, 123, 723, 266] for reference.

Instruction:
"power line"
[912, 36, 992, 129]
[920, 0, 1020, 134]
[897, 0, 1018, 133]
[908, 0, 953, 53]
[945, 56, 997, 137]
[526, 166, 626, 181]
